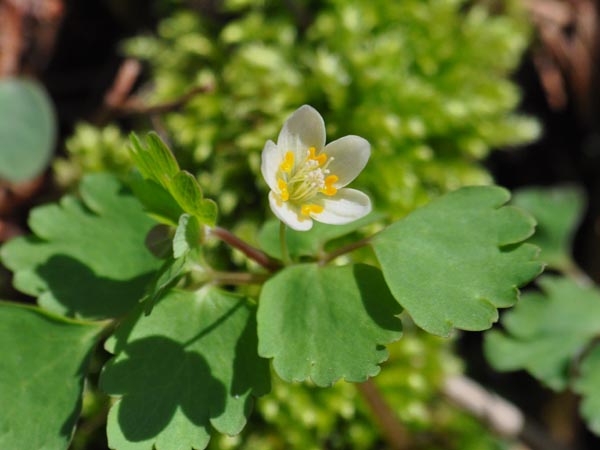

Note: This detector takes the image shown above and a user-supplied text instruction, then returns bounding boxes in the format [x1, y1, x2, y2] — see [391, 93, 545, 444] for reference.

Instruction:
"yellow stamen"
[321, 175, 338, 196]
[301, 204, 324, 216]
[278, 178, 289, 201]
[308, 147, 327, 166]
[280, 151, 295, 173]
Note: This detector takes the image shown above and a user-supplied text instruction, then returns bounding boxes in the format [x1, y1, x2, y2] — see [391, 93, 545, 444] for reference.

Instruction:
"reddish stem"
[211, 226, 280, 271]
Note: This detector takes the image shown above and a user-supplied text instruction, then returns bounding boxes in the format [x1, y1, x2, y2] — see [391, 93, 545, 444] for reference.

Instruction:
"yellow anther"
[280, 151, 295, 173]
[308, 147, 327, 166]
[321, 175, 338, 196]
[278, 178, 289, 201]
[301, 204, 324, 216]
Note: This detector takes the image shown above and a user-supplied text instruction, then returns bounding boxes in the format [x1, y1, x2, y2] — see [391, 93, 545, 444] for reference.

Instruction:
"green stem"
[280, 221, 291, 265]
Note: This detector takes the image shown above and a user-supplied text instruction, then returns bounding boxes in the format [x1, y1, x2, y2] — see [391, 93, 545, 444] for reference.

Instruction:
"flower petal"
[277, 105, 326, 162]
[323, 135, 370, 187]
[314, 188, 372, 225]
[261, 140, 280, 191]
[269, 192, 313, 231]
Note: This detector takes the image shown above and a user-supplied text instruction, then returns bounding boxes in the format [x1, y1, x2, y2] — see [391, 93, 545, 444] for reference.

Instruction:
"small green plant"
[0, 107, 543, 449]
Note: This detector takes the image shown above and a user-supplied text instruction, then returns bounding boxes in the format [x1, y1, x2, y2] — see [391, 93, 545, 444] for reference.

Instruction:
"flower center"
[276, 147, 338, 214]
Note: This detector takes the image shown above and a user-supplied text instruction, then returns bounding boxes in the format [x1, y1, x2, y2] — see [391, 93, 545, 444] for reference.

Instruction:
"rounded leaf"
[0, 79, 56, 182]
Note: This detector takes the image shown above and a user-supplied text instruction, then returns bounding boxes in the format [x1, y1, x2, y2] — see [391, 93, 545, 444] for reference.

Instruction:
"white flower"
[261, 105, 372, 231]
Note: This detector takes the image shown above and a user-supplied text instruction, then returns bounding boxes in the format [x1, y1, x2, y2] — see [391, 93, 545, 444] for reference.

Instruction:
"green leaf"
[484, 276, 600, 390]
[512, 186, 585, 271]
[0, 78, 56, 182]
[129, 133, 218, 226]
[171, 172, 219, 227]
[574, 344, 600, 435]
[129, 175, 184, 226]
[173, 214, 200, 259]
[372, 186, 542, 336]
[129, 132, 179, 183]
[171, 172, 203, 213]
[141, 256, 188, 315]
[0, 174, 161, 320]
[258, 212, 385, 259]
[257, 263, 402, 386]
[0, 301, 102, 450]
[100, 288, 270, 450]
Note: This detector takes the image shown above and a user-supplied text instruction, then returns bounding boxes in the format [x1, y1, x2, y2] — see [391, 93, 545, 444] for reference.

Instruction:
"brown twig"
[0, 0, 65, 77]
[112, 84, 214, 116]
[103, 58, 142, 110]
[524, 0, 573, 27]
[0, 0, 25, 76]
[357, 379, 412, 450]
[526, 0, 599, 119]
[97, 57, 213, 125]
[94, 58, 142, 124]
[210, 226, 281, 272]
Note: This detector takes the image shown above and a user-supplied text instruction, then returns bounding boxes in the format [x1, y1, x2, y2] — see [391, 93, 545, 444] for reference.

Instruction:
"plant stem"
[356, 379, 411, 450]
[210, 271, 269, 286]
[280, 221, 291, 265]
[112, 83, 214, 116]
[319, 236, 372, 265]
[210, 226, 280, 271]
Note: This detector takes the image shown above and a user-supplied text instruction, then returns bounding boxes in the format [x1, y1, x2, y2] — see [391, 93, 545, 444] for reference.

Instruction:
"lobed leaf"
[100, 288, 270, 450]
[0, 301, 102, 450]
[140, 256, 188, 315]
[372, 186, 543, 336]
[257, 263, 403, 386]
[0, 174, 161, 320]
[512, 186, 585, 271]
[0, 78, 56, 182]
[129, 132, 179, 183]
[129, 176, 184, 226]
[173, 214, 201, 259]
[485, 276, 600, 390]
[129, 133, 217, 226]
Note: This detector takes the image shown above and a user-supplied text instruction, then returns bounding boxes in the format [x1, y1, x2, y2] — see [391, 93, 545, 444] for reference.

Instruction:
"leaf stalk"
[319, 236, 372, 265]
[210, 226, 280, 271]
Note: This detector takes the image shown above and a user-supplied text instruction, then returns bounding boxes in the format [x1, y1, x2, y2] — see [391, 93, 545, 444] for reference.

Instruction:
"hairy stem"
[211, 226, 280, 271]
[320, 236, 372, 265]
